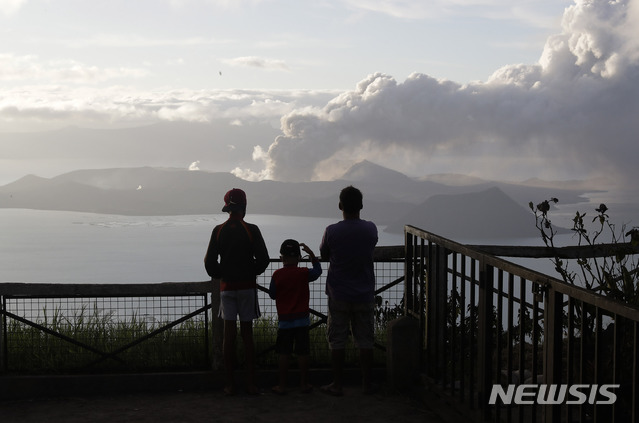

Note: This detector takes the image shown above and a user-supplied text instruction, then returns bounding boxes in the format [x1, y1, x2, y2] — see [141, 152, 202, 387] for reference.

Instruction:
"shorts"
[275, 326, 310, 355]
[326, 298, 375, 350]
[219, 289, 261, 322]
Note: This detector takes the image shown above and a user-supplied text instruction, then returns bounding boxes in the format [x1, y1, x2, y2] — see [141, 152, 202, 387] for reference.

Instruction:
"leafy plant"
[530, 199, 639, 421]
[529, 199, 639, 304]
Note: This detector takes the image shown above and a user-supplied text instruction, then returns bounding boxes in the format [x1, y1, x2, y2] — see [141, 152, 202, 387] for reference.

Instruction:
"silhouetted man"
[319, 185, 378, 396]
[205, 188, 269, 395]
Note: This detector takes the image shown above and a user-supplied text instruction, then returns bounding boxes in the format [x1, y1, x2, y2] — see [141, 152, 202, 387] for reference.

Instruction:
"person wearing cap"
[205, 188, 270, 396]
[319, 185, 378, 397]
[268, 239, 322, 395]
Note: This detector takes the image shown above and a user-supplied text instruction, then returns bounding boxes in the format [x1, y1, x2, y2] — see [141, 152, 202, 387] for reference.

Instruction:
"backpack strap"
[216, 219, 254, 244]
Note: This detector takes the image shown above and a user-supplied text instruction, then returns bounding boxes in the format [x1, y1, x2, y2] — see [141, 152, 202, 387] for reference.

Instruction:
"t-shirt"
[204, 215, 270, 291]
[269, 259, 322, 328]
[319, 218, 378, 303]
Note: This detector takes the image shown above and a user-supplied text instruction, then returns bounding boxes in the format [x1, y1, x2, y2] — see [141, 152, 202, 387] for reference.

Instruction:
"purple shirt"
[320, 218, 378, 302]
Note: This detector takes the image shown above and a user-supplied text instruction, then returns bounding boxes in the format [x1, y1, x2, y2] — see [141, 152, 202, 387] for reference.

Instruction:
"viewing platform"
[2, 225, 639, 422]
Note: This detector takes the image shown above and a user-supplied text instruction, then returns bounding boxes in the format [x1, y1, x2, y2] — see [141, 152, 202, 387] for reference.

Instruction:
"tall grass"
[6, 301, 396, 374]
[6, 305, 208, 374]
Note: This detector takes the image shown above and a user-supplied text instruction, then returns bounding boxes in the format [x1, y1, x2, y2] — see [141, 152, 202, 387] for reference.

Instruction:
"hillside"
[0, 163, 587, 239]
[385, 187, 543, 240]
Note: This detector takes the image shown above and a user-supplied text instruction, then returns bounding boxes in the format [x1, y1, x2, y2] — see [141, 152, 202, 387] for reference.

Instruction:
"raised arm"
[301, 242, 322, 282]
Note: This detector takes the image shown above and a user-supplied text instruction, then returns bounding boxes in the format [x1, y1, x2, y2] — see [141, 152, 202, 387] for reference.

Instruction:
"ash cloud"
[249, 0, 639, 185]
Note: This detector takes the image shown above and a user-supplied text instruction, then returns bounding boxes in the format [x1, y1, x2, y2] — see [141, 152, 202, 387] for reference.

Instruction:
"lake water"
[0, 208, 598, 285]
[1, 208, 608, 332]
[0, 209, 406, 283]
[3, 186, 637, 284]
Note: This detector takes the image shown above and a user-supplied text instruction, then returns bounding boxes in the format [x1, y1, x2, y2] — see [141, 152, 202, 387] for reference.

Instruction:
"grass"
[5, 305, 209, 374]
[5, 304, 394, 374]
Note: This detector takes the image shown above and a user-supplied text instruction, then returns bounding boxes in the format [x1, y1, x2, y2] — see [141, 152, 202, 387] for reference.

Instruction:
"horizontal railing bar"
[406, 225, 639, 322]
[373, 245, 406, 261]
[0, 246, 403, 298]
[0, 281, 213, 297]
[469, 243, 639, 259]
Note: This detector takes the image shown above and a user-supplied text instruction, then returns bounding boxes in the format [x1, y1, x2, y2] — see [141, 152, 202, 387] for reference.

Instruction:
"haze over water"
[0, 209, 405, 284]
[2, 206, 600, 286]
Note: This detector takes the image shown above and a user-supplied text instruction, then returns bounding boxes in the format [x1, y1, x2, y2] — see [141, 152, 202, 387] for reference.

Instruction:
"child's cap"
[280, 239, 301, 257]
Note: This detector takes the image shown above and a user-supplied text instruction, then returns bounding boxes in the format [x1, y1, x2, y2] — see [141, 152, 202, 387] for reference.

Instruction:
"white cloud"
[344, 0, 568, 28]
[2, 0, 636, 189]
[237, 0, 639, 186]
[344, 0, 437, 19]
[168, 0, 267, 10]
[188, 160, 200, 170]
[166, 58, 186, 66]
[222, 56, 290, 71]
[0, 0, 27, 16]
[0, 54, 148, 83]
[230, 166, 270, 181]
[63, 34, 235, 49]
[0, 85, 337, 130]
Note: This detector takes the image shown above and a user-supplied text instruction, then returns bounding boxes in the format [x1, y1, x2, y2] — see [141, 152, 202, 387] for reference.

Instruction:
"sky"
[1, 0, 639, 190]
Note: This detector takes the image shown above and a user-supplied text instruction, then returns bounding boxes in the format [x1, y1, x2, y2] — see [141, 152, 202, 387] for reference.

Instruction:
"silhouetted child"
[268, 239, 322, 394]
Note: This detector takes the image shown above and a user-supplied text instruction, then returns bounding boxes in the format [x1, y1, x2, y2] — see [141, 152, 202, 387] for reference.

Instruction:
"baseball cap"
[280, 239, 301, 257]
[222, 188, 247, 212]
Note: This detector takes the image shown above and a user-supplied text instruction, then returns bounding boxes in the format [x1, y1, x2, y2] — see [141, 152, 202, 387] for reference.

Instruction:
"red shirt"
[269, 259, 322, 323]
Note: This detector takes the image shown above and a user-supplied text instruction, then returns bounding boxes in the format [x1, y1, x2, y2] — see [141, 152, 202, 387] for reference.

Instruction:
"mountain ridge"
[387, 186, 543, 240]
[0, 163, 588, 239]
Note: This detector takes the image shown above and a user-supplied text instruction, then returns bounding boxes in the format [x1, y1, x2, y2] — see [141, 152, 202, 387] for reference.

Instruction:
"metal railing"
[0, 250, 404, 374]
[405, 225, 639, 423]
[254, 249, 404, 366]
[0, 282, 212, 373]
[9, 223, 637, 421]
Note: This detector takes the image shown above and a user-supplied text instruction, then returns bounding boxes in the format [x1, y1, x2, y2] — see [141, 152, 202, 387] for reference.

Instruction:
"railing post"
[210, 279, 223, 371]
[434, 245, 448, 382]
[422, 242, 448, 381]
[477, 261, 494, 419]
[404, 230, 414, 317]
[544, 286, 563, 423]
[0, 295, 5, 373]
